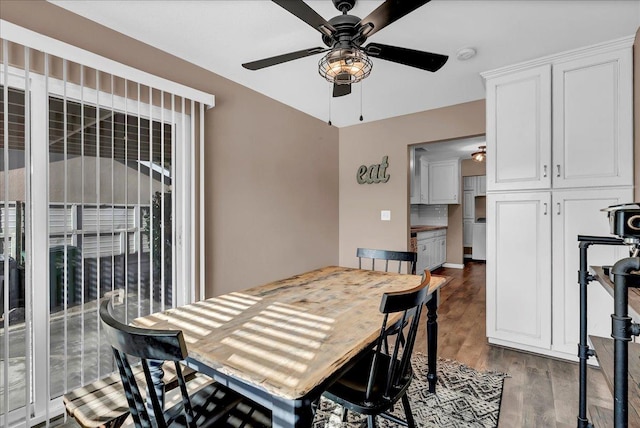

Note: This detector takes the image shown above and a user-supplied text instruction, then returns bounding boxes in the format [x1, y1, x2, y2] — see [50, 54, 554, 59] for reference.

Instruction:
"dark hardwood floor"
[418, 261, 613, 428]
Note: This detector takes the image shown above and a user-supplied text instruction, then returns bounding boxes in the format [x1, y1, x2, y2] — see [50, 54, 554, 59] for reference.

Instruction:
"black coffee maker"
[603, 203, 640, 253]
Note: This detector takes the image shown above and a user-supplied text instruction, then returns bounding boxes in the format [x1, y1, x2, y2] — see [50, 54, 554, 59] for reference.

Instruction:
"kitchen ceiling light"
[318, 47, 373, 85]
[471, 145, 486, 162]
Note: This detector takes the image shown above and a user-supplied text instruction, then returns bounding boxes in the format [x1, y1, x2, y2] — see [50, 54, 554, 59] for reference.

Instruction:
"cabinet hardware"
[543, 203, 548, 215]
[556, 164, 561, 177]
[543, 165, 547, 178]
[557, 203, 561, 215]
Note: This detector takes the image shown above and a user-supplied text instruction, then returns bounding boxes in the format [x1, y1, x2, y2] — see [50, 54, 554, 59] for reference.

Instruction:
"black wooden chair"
[99, 298, 271, 428]
[321, 271, 431, 428]
[356, 248, 417, 275]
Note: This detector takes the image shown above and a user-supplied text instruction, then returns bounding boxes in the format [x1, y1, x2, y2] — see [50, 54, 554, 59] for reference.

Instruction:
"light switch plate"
[381, 210, 391, 221]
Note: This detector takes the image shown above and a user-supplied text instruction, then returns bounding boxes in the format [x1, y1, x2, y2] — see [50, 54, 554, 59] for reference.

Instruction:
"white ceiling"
[51, 0, 640, 128]
[416, 136, 486, 162]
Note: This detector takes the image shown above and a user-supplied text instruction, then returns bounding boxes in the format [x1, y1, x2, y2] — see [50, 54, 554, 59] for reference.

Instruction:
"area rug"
[313, 354, 507, 428]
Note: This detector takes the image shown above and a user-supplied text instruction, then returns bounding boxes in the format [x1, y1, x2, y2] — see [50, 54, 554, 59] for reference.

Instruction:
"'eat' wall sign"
[357, 156, 390, 184]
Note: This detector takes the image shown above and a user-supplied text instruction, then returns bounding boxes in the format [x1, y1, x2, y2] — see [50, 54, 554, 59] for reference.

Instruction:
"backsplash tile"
[410, 204, 448, 226]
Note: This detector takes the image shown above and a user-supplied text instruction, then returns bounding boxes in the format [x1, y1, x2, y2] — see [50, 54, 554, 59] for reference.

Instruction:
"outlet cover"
[381, 210, 391, 221]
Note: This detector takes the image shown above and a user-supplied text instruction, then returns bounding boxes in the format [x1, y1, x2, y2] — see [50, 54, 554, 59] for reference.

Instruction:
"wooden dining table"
[133, 266, 450, 428]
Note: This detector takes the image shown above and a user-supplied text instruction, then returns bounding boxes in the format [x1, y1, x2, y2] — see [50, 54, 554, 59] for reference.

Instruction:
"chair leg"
[401, 394, 416, 428]
[367, 414, 376, 428]
[340, 407, 348, 422]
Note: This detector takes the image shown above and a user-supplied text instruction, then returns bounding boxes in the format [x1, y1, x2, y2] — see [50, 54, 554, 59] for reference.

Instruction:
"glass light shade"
[471, 146, 486, 162]
[318, 48, 373, 84]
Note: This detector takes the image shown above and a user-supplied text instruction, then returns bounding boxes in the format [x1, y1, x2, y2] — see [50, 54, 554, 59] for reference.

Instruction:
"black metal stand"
[576, 235, 624, 428]
[611, 257, 640, 428]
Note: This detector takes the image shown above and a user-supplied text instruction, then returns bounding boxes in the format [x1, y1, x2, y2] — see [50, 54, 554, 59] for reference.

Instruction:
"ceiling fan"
[242, 0, 449, 97]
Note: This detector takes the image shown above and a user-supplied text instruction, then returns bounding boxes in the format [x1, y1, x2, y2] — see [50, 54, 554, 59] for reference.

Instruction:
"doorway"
[408, 135, 486, 271]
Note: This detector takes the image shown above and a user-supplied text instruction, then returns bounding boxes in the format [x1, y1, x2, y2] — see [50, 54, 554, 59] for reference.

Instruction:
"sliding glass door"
[0, 34, 206, 426]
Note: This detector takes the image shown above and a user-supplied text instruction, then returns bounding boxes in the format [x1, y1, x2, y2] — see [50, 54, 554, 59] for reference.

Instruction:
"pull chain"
[359, 81, 364, 122]
[328, 84, 332, 126]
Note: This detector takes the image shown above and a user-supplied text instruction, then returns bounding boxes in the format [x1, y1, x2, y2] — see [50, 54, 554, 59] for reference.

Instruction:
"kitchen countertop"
[410, 225, 447, 236]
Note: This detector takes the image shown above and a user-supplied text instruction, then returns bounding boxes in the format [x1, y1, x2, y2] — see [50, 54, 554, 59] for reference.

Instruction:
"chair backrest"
[366, 271, 431, 401]
[99, 299, 192, 428]
[356, 248, 417, 275]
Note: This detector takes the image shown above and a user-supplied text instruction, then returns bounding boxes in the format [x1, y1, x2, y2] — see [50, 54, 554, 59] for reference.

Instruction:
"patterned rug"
[313, 354, 507, 428]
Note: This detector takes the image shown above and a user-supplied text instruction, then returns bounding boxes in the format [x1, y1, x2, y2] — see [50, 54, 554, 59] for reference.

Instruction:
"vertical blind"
[0, 20, 212, 428]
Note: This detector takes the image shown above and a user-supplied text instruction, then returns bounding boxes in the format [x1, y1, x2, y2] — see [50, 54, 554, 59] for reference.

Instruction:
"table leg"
[426, 290, 439, 393]
[272, 398, 315, 428]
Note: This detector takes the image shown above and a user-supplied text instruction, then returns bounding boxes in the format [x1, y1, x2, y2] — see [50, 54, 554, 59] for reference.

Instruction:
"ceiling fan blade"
[366, 43, 448, 72]
[333, 82, 351, 98]
[242, 47, 328, 70]
[358, 0, 431, 38]
[272, 0, 335, 36]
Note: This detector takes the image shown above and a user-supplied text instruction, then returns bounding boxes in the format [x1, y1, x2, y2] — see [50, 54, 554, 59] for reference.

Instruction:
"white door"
[429, 159, 459, 204]
[487, 192, 552, 348]
[551, 187, 632, 356]
[0, 63, 197, 425]
[463, 219, 474, 247]
[552, 48, 632, 189]
[486, 64, 552, 191]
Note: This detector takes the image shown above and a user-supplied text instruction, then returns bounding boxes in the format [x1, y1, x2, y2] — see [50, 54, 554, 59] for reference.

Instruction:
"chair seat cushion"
[323, 352, 413, 415]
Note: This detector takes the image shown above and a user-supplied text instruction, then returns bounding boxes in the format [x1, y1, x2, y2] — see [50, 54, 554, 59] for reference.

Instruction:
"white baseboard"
[487, 337, 599, 366]
[443, 263, 464, 269]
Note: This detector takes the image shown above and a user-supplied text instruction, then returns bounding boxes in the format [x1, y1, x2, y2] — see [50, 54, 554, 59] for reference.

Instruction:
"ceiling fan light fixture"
[318, 48, 373, 84]
[471, 145, 486, 162]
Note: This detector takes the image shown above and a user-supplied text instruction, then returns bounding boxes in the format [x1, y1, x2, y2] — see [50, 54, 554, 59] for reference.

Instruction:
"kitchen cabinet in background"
[463, 191, 475, 219]
[476, 176, 486, 195]
[410, 152, 429, 205]
[428, 159, 460, 204]
[463, 176, 475, 191]
[416, 229, 446, 274]
[463, 219, 474, 247]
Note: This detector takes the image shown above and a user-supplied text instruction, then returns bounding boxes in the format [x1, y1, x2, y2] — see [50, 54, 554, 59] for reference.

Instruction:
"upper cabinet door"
[428, 159, 460, 204]
[552, 48, 632, 189]
[476, 176, 486, 196]
[486, 64, 552, 191]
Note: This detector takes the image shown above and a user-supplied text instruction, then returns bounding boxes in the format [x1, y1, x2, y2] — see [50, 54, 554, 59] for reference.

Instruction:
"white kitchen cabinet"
[419, 158, 429, 204]
[463, 176, 475, 191]
[463, 219, 474, 247]
[463, 190, 475, 219]
[416, 229, 447, 273]
[463, 189, 475, 249]
[428, 159, 460, 204]
[476, 176, 486, 196]
[552, 48, 632, 189]
[550, 188, 631, 355]
[485, 64, 552, 192]
[485, 41, 632, 193]
[410, 153, 429, 205]
[483, 37, 634, 361]
[487, 192, 552, 349]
